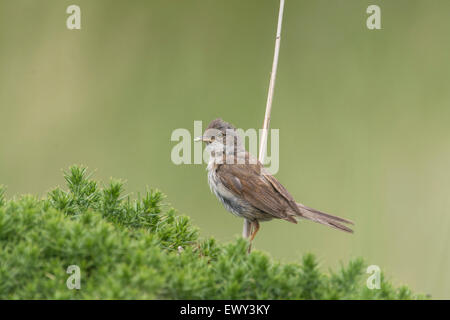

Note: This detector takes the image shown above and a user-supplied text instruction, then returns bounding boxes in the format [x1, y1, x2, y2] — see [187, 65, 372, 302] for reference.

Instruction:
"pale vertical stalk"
[242, 219, 252, 239]
[243, 0, 285, 240]
[259, 0, 285, 163]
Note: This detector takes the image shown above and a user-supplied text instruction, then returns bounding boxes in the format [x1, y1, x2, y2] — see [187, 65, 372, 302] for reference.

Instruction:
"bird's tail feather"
[295, 202, 354, 233]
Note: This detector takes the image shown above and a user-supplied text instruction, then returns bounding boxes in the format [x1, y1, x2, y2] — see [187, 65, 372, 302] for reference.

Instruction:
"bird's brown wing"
[216, 161, 299, 223]
[260, 167, 302, 213]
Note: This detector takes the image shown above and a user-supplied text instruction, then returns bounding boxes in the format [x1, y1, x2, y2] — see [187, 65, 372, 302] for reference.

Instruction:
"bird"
[195, 118, 353, 251]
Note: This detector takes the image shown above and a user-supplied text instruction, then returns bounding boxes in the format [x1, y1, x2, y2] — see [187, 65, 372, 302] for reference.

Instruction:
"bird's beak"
[194, 136, 205, 142]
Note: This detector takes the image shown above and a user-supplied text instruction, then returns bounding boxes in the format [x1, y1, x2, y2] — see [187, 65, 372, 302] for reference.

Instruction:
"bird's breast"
[207, 168, 249, 218]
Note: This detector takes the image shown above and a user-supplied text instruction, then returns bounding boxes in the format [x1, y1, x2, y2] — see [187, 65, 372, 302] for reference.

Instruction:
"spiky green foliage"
[0, 166, 422, 299]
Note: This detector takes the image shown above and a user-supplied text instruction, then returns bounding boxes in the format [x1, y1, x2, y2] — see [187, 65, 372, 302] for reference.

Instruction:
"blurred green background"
[1, 0, 449, 298]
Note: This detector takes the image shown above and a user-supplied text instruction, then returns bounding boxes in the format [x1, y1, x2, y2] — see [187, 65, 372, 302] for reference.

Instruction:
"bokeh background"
[1, 0, 449, 298]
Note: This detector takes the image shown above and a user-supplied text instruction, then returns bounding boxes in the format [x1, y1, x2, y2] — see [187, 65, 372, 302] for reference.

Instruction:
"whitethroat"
[195, 118, 353, 251]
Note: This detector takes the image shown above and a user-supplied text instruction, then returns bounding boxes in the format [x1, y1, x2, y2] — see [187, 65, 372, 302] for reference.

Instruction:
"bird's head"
[194, 118, 245, 160]
[194, 118, 237, 146]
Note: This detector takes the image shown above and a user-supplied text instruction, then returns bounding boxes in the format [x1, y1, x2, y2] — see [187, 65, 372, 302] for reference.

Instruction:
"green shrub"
[0, 166, 422, 299]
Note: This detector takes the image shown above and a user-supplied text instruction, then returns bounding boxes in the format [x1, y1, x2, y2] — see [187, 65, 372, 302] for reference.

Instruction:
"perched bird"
[195, 118, 353, 250]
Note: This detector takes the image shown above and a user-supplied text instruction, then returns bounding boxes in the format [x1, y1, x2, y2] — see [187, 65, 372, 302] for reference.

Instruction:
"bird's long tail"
[295, 202, 354, 233]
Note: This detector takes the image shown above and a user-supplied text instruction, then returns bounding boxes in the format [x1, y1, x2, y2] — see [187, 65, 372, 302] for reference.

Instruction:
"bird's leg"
[250, 220, 260, 241]
[247, 220, 260, 254]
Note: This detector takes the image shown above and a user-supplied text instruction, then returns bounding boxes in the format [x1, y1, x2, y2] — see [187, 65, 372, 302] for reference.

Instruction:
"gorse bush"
[47, 167, 197, 251]
[0, 166, 421, 299]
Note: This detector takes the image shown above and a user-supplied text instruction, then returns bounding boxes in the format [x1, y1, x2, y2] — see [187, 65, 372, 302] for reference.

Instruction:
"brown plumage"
[196, 118, 354, 247]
